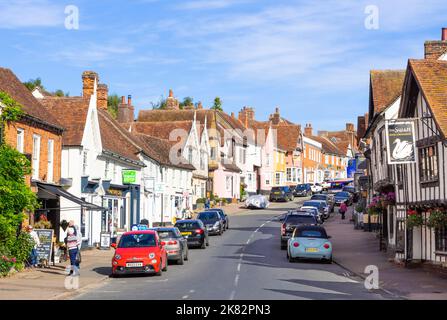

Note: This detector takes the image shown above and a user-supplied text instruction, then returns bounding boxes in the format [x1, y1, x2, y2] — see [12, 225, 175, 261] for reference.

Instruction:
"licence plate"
[181, 232, 192, 236]
[274, 192, 281, 195]
[126, 262, 143, 268]
[305, 248, 319, 253]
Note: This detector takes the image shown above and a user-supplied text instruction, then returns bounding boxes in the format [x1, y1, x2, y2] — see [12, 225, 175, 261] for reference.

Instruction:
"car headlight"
[114, 254, 121, 260]
[214, 221, 220, 227]
[149, 253, 155, 259]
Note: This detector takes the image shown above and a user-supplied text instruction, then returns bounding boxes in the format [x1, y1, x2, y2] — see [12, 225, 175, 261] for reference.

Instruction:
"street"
[76, 200, 394, 300]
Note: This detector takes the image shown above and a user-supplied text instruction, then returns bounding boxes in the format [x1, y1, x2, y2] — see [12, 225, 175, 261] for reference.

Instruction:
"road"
[76, 199, 395, 300]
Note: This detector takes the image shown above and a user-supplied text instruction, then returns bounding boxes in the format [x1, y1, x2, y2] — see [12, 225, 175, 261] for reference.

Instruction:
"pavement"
[325, 206, 447, 300]
[1, 199, 446, 300]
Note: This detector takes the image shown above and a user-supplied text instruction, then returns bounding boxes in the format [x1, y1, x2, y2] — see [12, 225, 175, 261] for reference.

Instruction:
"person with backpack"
[339, 201, 348, 220]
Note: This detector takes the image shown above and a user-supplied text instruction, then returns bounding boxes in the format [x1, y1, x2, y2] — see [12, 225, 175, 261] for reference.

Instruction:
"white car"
[321, 181, 331, 191]
[310, 183, 323, 194]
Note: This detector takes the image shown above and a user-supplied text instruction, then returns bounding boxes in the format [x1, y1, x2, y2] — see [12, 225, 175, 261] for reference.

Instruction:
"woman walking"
[339, 200, 348, 220]
[66, 227, 80, 275]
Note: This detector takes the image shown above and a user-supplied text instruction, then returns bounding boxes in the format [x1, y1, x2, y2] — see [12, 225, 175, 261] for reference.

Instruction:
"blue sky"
[1, 0, 447, 131]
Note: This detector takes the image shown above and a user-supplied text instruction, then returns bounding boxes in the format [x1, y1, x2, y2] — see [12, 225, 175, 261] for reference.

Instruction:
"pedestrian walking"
[26, 226, 40, 268]
[66, 227, 80, 274]
[185, 207, 193, 219]
[205, 198, 210, 210]
[175, 206, 184, 224]
[339, 201, 348, 220]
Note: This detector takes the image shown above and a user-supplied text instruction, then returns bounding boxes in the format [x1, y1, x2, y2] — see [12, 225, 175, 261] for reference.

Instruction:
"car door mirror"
[111, 243, 117, 249]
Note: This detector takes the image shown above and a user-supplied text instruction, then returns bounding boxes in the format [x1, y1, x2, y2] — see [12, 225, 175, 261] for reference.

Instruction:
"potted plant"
[427, 209, 447, 229]
[406, 209, 424, 229]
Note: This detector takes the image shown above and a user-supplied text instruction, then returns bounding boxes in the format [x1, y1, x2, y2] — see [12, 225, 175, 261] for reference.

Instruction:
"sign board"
[144, 177, 155, 190]
[35, 229, 54, 264]
[122, 170, 137, 184]
[100, 232, 111, 250]
[386, 120, 417, 164]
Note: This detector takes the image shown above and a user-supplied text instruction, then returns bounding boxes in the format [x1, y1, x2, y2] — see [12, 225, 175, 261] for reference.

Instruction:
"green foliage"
[407, 214, 424, 229]
[107, 94, 120, 119]
[355, 204, 364, 213]
[0, 255, 15, 277]
[0, 91, 23, 125]
[54, 89, 69, 97]
[427, 210, 447, 229]
[23, 78, 44, 91]
[151, 96, 168, 110]
[196, 198, 206, 204]
[9, 232, 34, 265]
[211, 97, 223, 111]
[179, 97, 194, 109]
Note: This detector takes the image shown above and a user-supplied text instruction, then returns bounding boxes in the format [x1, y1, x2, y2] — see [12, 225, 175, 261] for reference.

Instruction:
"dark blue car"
[294, 184, 312, 197]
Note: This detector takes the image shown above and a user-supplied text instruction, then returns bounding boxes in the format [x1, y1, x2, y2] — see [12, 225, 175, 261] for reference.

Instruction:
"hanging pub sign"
[385, 119, 417, 164]
[122, 169, 137, 184]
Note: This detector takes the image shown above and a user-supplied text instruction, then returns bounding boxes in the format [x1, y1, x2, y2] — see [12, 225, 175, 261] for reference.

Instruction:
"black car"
[270, 186, 294, 202]
[302, 200, 327, 217]
[334, 191, 353, 206]
[151, 227, 189, 264]
[174, 220, 209, 249]
[294, 184, 312, 197]
[311, 194, 335, 213]
[280, 211, 318, 250]
[343, 186, 359, 203]
[197, 211, 225, 235]
[208, 208, 229, 230]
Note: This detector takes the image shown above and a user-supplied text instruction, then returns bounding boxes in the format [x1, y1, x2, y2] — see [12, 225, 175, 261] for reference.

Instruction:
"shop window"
[47, 139, 54, 182]
[32, 134, 41, 180]
[17, 128, 24, 153]
[435, 227, 447, 252]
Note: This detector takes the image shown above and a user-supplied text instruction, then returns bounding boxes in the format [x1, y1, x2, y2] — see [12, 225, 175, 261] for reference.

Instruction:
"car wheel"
[288, 253, 294, 263]
[281, 243, 287, 250]
[325, 257, 333, 264]
[162, 258, 168, 271]
[156, 263, 162, 276]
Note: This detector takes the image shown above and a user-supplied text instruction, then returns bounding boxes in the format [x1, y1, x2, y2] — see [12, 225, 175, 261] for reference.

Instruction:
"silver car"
[245, 195, 270, 209]
[151, 227, 189, 265]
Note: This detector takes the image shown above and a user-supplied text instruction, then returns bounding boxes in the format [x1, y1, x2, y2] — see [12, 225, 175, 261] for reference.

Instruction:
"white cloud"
[0, 0, 64, 28]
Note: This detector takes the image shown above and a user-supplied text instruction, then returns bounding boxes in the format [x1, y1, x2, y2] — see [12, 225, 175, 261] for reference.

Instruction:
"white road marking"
[229, 290, 236, 300]
[234, 274, 240, 286]
[182, 295, 189, 299]
[254, 228, 260, 233]
[237, 263, 241, 272]
[189, 289, 195, 293]
[246, 239, 250, 244]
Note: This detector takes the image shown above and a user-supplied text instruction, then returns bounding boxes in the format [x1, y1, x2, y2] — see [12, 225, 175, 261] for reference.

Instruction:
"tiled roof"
[370, 70, 405, 114]
[310, 135, 344, 156]
[138, 109, 213, 129]
[408, 59, 447, 136]
[134, 133, 195, 170]
[97, 109, 143, 162]
[0, 67, 62, 130]
[40, 97, 89, 146]
[323, 131, 353, 155]
[126, 121, 194, 143]
[275, 125, 301, 152]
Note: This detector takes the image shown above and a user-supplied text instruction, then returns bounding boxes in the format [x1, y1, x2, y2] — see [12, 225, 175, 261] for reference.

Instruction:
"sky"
[1, 0, 447, 131]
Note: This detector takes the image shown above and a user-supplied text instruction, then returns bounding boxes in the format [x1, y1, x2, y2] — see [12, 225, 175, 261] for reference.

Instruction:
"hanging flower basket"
[406, 209, 424, 228]
[427, 210, 447, 229]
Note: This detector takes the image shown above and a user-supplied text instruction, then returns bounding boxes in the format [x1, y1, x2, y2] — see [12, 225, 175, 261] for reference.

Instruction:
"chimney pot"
[442, 28, 447, 41]
[128, 94, 132, 106]
[96, 84, 108, 111]
[169, 89, 173, 98]
[121, 96, 126, 104]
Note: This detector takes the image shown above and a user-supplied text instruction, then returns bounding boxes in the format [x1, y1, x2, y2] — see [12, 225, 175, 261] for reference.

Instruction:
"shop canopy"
[36, 182, 105, 211]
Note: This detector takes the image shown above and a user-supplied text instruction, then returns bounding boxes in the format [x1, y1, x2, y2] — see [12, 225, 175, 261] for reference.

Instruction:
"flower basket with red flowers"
[406, 209, 424, 228]
[427, 209, 447, 229]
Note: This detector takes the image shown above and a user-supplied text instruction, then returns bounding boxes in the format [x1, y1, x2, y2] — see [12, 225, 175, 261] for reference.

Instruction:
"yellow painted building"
[273, 148, 287, 186]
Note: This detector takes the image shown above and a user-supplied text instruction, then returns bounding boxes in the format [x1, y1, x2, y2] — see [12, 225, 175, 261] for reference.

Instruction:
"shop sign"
[106, 188, 123, 197]
[122, 170, 137, 184]
[100, 232, 111, 250]
[35, 229, 54, 264]
[386, 120, 417, 164]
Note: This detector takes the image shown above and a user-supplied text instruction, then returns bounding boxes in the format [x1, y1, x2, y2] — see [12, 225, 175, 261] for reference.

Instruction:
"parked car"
[151, 227, 189, 265]
[311, 194, 335, 213]
[300, 206, 323, 224]
[301, 200, 328, 218]
[310, 183, 323, 194]
[110, 230, 168, 277]
[294, 184, 312, 197]
[245, 194, 270, 209]
[280, 211, 318, 250]
[211, 208, 229, 230]
[197, 211, 225, 235]
[334, 191, 353, 206]
[174, 219, 209, 249]
[321, 180, 332, 192]
[270, 186, 294, 202]
[287, 225, 332, 263]
[343, 186, 360, 203]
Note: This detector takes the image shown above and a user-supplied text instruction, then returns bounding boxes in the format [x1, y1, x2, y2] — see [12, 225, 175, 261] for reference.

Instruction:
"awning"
[36, 182, 105, 211]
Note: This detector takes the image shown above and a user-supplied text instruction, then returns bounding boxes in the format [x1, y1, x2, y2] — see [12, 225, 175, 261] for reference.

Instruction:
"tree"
[23, 78, 44, 91]
[107, 94, 120, 119]
[179, 96, 194, 109]
[54, 89, 69, 97]
[211, 97, 223, 111]
[151, 96, 168, 110]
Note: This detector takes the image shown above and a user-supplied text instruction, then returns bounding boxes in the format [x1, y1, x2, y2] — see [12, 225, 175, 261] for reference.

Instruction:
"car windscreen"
[336, 192, 350, 197]
[296, 229, 327, 238]
[285, 215, 316, 225]
[303, 201, 321, 207]
[311, 195, 327, 201]
[271, 188, 282, 192]
[157, 230, 177, 239]
[118, 233, 156, 248]
[296, 185, 308, 190]
[198, 212, 219, 221]
[175, 222, 201, 230]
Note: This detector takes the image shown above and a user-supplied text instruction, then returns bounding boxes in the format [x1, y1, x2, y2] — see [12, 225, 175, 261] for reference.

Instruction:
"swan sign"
[385, 120, 416, 164]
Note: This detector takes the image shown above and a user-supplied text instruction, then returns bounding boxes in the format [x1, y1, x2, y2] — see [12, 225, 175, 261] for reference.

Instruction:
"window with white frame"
[105, 160, 110, 179]
[275, 172, 281, 185]
[210, 147, 216, 160]
[226, 176, 232, 191]
[325, 155, 329, 164]
[17, 128, 24, 153]
[297, 168, 302, 183]
[47, 139, 54, 182]
[32, 134, 41, 180]
[82, 150, 88, 176]
[266, 153, 270, 166]
[188, 147, 193, 164]
[113, 162, 117, 181]
[287, 168, 292, 182]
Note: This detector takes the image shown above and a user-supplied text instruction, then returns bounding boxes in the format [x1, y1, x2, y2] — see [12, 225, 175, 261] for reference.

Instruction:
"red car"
[111, 230, 168, 277]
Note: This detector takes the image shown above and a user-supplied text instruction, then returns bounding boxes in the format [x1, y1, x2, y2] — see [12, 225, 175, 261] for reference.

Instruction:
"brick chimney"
[231, 112, 235, 118]
[117, 95, 135, 123]
[82, 71, 98, 100]
[165, 89, 179, 110]
[304, 123, 313, 137]
[318, 130, 328, 137]
[238, 106, 255, 128]
[346, 123, 355, 132]
[197, 101, 203, 109]
[424, 28, 447, 60]
[270, 107, 281, 125]
[97, 84, 108, 111]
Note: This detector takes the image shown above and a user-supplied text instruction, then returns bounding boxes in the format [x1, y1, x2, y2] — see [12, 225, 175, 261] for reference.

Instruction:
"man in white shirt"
[27, 226, 40, 267]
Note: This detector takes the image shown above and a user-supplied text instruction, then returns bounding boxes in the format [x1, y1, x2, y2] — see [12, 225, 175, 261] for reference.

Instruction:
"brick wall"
[424, 41, 447, 60]
[4, 120, 62, 187]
